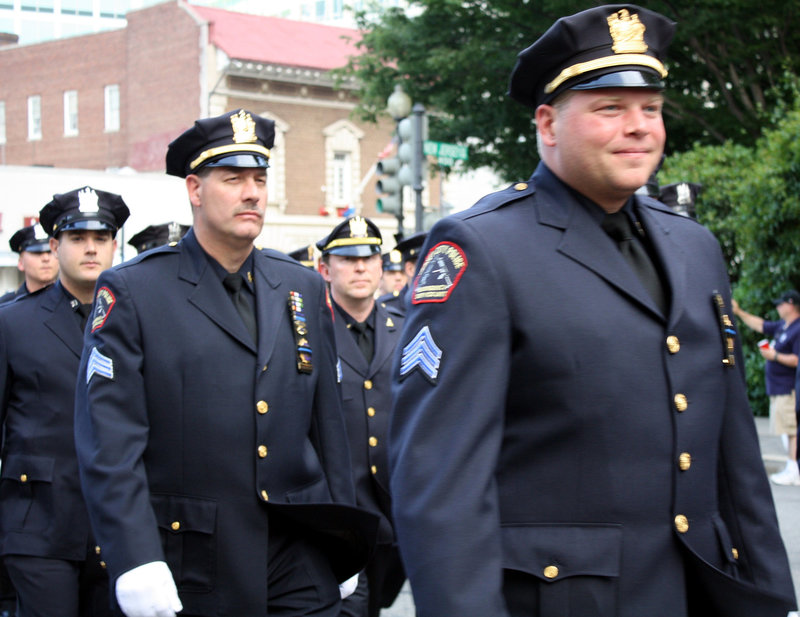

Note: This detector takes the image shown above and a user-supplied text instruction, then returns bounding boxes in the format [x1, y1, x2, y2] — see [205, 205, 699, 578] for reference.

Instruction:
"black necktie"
[602, 211, 667, 314]
[350, 321, 373, 363]
[223, 273, 257, 343]
[77, 303, 93, 331]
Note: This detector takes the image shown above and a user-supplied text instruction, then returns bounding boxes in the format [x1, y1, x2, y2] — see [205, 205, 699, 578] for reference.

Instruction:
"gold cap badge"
[348, 216, 369, 238]
[607, 9, 648, 55]
[231, 109, 257, 144]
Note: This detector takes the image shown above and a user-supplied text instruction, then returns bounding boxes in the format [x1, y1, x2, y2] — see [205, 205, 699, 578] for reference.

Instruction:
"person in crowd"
[74, 109, 377, 617]
[388, 5, 796, 617]
[0, 223, 57, 304]
[0, 186, 129, 617]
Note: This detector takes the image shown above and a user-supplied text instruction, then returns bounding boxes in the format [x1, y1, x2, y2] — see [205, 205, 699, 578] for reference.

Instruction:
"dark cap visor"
[56, 219, 117, 234]
[20, 240, 51, 253]
[197, 153, 270, 172]
[569, 69, 665, 92]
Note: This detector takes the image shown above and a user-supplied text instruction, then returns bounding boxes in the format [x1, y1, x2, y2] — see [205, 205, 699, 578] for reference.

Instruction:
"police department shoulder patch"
[412, 242, 467, 304]
[91, 287, 116, 332]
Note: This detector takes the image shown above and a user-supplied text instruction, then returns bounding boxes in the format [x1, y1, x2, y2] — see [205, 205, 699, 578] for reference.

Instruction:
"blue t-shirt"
[763, 318, 800, 395]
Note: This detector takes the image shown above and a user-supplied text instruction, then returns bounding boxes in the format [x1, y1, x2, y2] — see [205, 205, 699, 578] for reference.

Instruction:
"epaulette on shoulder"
[118, 242, 180, 269]
[461, 180, 536, 220]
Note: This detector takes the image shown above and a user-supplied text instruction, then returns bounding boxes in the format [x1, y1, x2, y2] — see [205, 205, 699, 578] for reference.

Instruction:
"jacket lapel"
[180, 231, 257, 353]
[368, 304, 399, 377]
[534, 165, 664, 320]
[253, 251, 287, 367]
[42, 283, 84, 358]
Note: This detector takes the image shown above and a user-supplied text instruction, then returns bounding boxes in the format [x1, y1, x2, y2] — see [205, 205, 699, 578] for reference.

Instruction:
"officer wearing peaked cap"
[287, 245, 317, 269]
[389, 6, 796, 617]
[0, 223, 57, 305]
[0, 186, 129, 617]
[74, 109, 377, 617]
[378, 249, 406, 299]
[317, 217, 407, 617]
[128, 222, 191, 254]
[376, 231, 426, 317]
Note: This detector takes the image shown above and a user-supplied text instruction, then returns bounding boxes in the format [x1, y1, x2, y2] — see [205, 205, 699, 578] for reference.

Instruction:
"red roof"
[189, 5, 361, 71]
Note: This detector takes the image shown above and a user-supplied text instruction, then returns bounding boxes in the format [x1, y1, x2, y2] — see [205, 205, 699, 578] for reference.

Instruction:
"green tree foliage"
[660, 91, 800, 415]
[338, 0, 800, 181]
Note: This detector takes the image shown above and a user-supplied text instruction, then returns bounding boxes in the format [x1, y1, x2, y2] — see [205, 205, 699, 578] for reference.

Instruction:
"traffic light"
[397, 115, 427, 190]
[376, 157, 402, 215]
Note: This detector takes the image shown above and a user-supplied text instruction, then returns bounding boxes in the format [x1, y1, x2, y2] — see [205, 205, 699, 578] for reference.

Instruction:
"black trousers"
[3, 549, 111, 617]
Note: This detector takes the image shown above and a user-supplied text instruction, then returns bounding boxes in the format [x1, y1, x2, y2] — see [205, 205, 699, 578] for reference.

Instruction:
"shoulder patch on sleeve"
[412, 242, 468, 304]
[399, 325, 443, 383]
[91, 287, 116, 332]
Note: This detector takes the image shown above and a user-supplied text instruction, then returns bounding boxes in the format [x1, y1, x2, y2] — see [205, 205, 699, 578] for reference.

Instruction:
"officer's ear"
[49, 236, 59, 255]
[535, 104, 558, 148]
[185, 174, 203, 209]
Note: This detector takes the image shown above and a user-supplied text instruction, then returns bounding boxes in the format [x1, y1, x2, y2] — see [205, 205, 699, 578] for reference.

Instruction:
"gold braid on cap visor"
[324, 238, 382, 250]
[189, 144, 271, 171]
[544, 54, 668, 94]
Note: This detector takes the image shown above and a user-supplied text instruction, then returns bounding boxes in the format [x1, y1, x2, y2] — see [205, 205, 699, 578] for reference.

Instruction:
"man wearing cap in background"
[0, 186, 129, 617]
[377, 249, 406, 298]
[376, 232, 426, 317]
[0, 223, 58, 305]
[317, 217, 406, 617]
[287, 245, 317, 270]
[733, 291, 800, 486]
[127, 221, 191, 255]
[74, 109, 376, 617]
[389, 5, 795, 617]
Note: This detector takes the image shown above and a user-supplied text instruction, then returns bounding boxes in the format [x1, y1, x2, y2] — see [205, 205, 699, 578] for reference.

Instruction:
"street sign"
[423, 140, 469, 163]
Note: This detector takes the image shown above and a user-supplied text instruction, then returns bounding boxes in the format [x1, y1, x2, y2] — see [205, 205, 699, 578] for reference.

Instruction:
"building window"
[323, 120, 364, 213]
[104, 84, 120, 132]
[61, 0, 93, 16]
[331, 152, 352, 206]
[64, 90, 78, 136]
[0, 101, 6, 145]
[315, 0, 325, 19]
[28, 95, 42, 140]
[21, 0, 55, 12]
[332, 0, 343, 18]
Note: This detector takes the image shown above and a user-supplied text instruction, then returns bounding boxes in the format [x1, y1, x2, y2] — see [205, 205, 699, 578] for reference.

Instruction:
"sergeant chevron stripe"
[400, 325, 443, 382]
[86, 347, 114, 382]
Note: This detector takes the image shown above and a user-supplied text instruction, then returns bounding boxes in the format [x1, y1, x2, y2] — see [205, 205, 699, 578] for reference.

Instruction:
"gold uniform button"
[666, 335, 681, 354]
[19, 474, 27, 483]
[731, 547, 739, 560]
[674, 514, 689, 533]
[100, 561, 107, 569]
[679, 452, 692, 471]
[258, 445, 268, 458]
[256, 400, 269, 414]
[364, 380, 373, 390]
[543, 565, 559, 579]
[369, 436, 378, 447]
[367, 407, 376, 417]
[95, 546, 101, 555]
[171, 521, 180, 531]
[674, 393, 688, 412]
[514, 182, 528, 191]
[371, 465, 377, 475]
[261, 490, 269, 501]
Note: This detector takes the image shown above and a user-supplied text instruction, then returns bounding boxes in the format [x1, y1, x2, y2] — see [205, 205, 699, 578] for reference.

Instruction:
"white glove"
[339, 573, 359, 599]
[116, 561, 183, 617]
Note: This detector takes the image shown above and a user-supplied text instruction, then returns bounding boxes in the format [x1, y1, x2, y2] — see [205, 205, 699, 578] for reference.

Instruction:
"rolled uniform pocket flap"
[501, 523, 623, 581]
[1, 454, 55, 483]
[151, 494, 217, 535]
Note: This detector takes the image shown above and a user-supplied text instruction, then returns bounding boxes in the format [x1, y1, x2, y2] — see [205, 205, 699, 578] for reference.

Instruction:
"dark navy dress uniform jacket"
[74, 230, 377, 617]
[389, 163, 796, 617]
[0, 282, 96, 560]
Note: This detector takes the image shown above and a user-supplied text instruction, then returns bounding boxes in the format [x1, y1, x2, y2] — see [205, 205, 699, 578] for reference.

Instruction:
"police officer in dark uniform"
[287, 245, 318, 269]
[376, 232, 426, 317]
[74, 109, 377, 617]
[0, 186, 129, 617]
[317, 217, 406, 617]
[659, 182, 702, 218]
[127, 221, 190, 254]
[378, 249, 405, 299]
[0, 223, 58, 304]
[389, 6, 796, 617]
